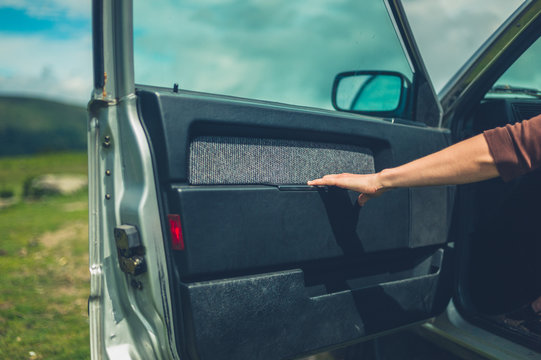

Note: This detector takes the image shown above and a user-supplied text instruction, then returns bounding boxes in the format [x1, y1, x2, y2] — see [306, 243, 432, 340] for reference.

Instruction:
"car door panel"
[181, 255, 444, 360]
[89, 0, 541, 358]
[137, 88, 453, 359]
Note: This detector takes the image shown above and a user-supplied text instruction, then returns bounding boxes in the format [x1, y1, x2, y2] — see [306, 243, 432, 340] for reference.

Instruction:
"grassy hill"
[0, 152, 89, 359]
[0, 96, 87, 157]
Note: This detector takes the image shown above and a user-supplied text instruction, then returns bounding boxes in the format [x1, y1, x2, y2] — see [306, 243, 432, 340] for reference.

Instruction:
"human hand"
[307, 173, 387, 206]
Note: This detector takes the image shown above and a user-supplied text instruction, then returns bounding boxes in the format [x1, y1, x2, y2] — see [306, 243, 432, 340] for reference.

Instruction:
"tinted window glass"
[134, 0, 413, 110]
[485, 36, 541, 99]
[402, 0, 523, 93]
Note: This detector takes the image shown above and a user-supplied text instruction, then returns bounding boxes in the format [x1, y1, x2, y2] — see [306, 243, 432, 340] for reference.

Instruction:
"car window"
[133, 0, 413, 111]
[402, 0, 523, 93]
[485, 35, 541, 100]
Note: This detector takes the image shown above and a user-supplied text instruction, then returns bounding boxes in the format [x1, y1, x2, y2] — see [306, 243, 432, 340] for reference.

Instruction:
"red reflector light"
[168, 214, 185, 250]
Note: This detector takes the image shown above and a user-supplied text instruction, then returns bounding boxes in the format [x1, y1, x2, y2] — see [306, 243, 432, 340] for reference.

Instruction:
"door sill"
[416, 300, 541, 360]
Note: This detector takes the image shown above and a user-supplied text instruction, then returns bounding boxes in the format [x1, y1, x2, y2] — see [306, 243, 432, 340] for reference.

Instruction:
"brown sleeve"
[483, 114, 541, 182]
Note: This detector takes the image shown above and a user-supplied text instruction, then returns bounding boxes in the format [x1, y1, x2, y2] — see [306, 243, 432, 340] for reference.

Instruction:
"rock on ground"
[26, 174, 87, 197]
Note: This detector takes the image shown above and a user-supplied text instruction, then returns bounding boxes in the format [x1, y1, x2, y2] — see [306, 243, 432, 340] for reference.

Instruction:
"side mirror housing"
[332, 71, 411, 117]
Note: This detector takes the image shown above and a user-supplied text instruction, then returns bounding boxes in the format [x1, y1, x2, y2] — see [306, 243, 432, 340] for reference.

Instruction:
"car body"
[88, 0, 541, 359]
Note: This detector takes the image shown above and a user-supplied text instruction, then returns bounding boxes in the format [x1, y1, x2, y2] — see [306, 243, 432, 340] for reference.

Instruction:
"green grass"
[0, 152, 87, 198]
[0, 152, 89, 359]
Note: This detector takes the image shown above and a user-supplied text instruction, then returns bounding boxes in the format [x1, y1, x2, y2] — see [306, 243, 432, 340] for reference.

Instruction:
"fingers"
[308, 174, 377, 206]
[307, 179, 323, 186]
[308, 180, 372, 206]
[308, 173, 365, 192]
[308, 173, 351, 185]
[307, 174, 340, 186]
[357, 193, 371, 206]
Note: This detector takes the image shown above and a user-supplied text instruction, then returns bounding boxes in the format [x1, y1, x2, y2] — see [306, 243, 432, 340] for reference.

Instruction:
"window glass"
[133, 0, 413, 110]
[485, 36, 541, 100]
[402, 0, 523, 93]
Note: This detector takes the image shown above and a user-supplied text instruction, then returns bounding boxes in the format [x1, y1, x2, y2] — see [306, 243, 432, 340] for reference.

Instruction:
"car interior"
[450, 30, 541, 350]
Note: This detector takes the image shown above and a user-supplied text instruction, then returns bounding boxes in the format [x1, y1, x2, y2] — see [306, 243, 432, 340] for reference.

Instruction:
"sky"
[0, 0, 524, 107]
[0, 1, 91, 105]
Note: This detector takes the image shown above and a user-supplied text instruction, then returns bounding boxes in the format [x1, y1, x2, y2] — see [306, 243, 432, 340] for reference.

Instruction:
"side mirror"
[332, 71, 410, 115]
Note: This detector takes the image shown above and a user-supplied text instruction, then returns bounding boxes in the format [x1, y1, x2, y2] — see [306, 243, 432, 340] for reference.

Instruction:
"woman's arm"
[308, 133, 499, 206]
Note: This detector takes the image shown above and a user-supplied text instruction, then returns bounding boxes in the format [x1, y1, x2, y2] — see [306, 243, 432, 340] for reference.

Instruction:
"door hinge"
[114, 225, 147, 276]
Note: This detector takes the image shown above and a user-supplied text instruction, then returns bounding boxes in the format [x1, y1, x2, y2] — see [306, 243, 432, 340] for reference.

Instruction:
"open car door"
[88, 0, 454, 359]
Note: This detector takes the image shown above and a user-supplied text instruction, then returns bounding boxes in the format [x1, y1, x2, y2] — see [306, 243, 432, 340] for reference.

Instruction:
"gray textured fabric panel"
[189, 136, 375, 185]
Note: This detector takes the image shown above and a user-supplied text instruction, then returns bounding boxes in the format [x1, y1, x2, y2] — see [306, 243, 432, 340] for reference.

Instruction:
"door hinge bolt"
[114, 225, 147, 276]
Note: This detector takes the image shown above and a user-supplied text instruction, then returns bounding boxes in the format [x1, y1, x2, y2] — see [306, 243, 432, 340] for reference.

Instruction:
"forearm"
[376, 133, 499, 190]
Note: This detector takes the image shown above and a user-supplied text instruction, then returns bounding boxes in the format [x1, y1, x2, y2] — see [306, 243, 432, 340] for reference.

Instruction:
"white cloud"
[0, 0, 528, 107]
[0, 33, 92, 104]
[403, 0, 524, 92]
[132, 0, 527, 108]
[0, 0, 89, 20]
[134, 0, 413, 109]
[0, 1, 92, 104]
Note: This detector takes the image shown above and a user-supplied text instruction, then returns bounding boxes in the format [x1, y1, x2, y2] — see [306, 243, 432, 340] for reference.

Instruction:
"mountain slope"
[0, 96, 87, 156]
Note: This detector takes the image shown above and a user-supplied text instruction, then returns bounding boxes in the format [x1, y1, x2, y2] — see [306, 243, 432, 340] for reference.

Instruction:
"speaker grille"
[189, 136, 375, 185]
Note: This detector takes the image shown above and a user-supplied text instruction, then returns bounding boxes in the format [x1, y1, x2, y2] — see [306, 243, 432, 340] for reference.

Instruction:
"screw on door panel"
[103, 135, 111, 148]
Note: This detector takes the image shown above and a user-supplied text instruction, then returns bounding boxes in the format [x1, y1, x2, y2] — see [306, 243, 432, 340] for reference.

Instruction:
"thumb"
[357, 193, 371, 206]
